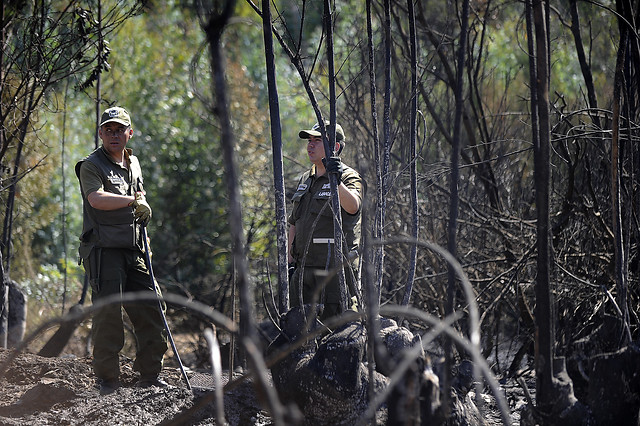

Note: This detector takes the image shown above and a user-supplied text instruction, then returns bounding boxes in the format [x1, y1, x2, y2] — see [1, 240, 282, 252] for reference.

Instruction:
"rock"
[379, 318, 416, 357]
[307, 321, 367, 394]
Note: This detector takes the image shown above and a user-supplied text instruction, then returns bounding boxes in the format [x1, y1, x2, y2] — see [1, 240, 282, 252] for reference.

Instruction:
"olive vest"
[75, 147, 144, 258]
[289, 165, 363, 267]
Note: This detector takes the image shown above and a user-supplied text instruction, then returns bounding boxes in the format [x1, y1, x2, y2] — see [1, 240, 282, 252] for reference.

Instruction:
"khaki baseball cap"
[299, 120, 345, 142]
[100, 107, 131, 127]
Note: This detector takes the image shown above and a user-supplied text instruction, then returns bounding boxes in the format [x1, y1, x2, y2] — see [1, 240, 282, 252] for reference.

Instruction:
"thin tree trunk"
[61, 81, 70, 314]
[261, 0, 289, 314]
[204, 0, 257, 360]
[401, 0, 418, 307]
[2, 89, 36, 274]
[381, 0, 392, 307]
[364, 0, 384, 406]
[0, 274, 6, 348]
[95, 0, 103, 148]
[569, 0, 600, 129]
[323, 0, 348, 312]
[531, 0, 555, 411]
[611, 11, 632, 345]
[0, 5, 4, 339]
[366, 0, 384, 310]
[0, 4, 6, 158]
[444, 0, 470, 416]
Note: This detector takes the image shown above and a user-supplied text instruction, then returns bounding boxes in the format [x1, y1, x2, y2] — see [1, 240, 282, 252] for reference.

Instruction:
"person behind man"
[287, 120, 364, 320]
[76, 106, 167, 395]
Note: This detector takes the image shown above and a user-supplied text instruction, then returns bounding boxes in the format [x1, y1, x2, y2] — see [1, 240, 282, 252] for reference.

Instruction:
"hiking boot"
[99, 379, 121, 395]
[136, 376, 169, 388]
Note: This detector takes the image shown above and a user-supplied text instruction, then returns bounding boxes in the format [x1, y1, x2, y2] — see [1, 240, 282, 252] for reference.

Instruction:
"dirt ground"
[0, 321, 532, 425]
[0, 346, 530, 426]
[0, 325, 269, 426]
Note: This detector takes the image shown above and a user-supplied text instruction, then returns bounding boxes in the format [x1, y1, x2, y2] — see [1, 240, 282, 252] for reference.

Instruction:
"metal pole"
[142, 226, 191, 390]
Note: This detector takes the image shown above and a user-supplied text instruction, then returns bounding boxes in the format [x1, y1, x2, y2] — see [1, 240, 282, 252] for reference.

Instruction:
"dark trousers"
[85, 248, 167, 381]
[289, 264, 357, 320]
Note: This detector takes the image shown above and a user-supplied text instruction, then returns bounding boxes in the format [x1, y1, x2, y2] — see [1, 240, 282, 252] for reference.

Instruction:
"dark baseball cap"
[299, 120, 345, 142]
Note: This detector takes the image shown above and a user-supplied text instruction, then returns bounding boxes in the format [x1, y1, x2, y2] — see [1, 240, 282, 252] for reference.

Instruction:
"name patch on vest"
[107, 170, 124, 185]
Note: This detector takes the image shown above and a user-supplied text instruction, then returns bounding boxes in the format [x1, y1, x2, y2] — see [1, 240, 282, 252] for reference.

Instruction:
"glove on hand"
[131, 192, 152, 226]
[323, 156, 343, 180]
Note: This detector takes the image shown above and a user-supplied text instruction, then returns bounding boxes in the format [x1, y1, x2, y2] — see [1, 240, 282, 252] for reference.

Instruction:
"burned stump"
[269, 307, 388, 424]
[268, 307, 445, 425]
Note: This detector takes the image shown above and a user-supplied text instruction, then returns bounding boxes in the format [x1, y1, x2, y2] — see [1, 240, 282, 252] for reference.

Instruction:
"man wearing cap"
[287, 120, 364, 320]
[76, 106, 167, 395]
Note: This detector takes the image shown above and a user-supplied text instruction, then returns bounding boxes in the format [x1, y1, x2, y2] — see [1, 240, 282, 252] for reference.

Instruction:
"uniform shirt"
[76, 147, 144, 252]
[289, 163, 363, 267]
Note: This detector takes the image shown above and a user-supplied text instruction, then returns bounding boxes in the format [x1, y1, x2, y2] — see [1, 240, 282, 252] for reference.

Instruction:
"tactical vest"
[290, 165, 362, 267]
[75, 147, 144, 257]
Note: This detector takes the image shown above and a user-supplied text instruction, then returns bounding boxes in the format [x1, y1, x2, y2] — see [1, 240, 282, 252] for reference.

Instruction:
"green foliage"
[21, 263, 83, 313]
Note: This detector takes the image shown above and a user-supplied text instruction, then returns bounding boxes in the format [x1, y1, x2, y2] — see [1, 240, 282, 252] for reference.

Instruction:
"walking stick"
[142, 226, 191, 390]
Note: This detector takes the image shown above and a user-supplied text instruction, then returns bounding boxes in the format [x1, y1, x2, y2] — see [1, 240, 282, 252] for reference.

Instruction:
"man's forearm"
[87, 190, 135, 211]
[338, 183, 360, 214]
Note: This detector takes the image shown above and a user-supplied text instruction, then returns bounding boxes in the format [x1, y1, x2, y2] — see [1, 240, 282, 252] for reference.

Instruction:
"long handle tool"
[142, 226, 191, 390]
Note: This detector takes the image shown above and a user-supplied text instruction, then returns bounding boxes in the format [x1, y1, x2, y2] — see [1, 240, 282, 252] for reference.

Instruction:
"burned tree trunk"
[401, 0, 418, 307]
[528, 0, 556, 413]
[611, 0, 633, 347]
[261, 0, 290, 314]
[203, 0, 257, 361]
[444, 0, 470, 417]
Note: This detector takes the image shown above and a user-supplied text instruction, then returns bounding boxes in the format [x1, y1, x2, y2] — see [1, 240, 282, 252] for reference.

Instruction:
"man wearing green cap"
[76, 106, 167, 395]
[287, 120, 364, 320]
